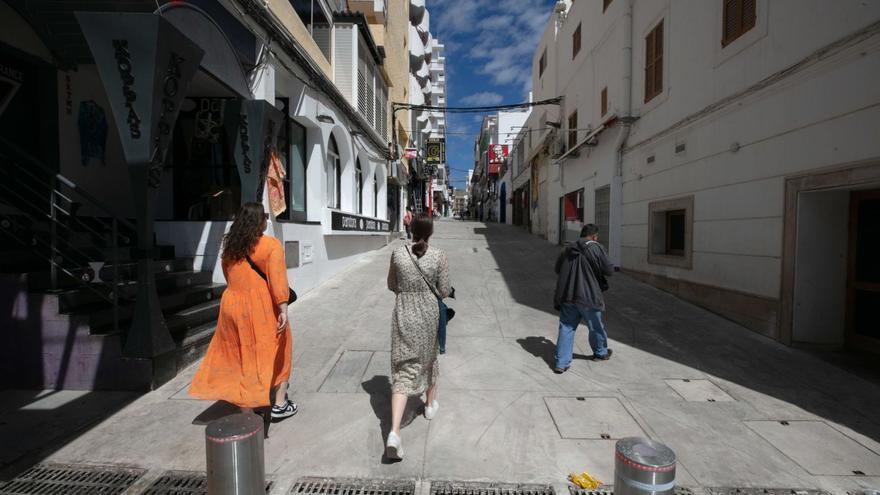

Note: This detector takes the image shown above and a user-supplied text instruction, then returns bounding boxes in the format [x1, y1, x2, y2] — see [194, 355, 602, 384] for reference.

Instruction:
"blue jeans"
[438, 299, 448, 353]
[555, 303, 608, 369]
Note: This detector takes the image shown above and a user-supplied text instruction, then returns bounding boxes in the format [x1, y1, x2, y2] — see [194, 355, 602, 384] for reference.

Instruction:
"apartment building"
[0, 0, 410, 389]
[521, 0, 880, 353]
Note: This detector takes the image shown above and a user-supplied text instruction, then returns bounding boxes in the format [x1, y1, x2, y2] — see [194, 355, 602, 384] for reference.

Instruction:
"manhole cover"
[569, 487, 695, 495]
[289, 477, 415, 495]
[0, 464, 145, 494]
[432, 481, 554, 495]
[144, 471, 274, 494]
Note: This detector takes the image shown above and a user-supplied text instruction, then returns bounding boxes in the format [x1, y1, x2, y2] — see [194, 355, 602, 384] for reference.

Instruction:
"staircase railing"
[0, 136, 136, 334]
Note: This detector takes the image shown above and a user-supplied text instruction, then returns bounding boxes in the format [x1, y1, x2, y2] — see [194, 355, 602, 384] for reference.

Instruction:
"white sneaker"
[386, 431, 403, 460]
[424, 400, 439, 420]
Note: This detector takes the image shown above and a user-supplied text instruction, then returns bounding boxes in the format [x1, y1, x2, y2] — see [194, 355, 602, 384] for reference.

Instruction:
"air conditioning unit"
[550, 136, 567, 158]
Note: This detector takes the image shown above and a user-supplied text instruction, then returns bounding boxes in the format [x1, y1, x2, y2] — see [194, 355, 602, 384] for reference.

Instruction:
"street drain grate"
[143, 471, 274, 494]
[569, 487, 695, 495]
[289, 477, 416, 495]
[707, 489, 831, 495]
[0, 464, 145, 494]
[432, 481, 555, 495]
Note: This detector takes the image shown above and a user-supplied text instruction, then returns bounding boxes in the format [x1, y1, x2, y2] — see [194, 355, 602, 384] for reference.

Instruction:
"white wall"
[620, 0, 880, 298]
[792, 190, 849, 345]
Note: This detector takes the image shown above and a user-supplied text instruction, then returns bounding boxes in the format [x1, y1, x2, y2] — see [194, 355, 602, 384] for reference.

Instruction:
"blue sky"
[428, 0, 556, 190]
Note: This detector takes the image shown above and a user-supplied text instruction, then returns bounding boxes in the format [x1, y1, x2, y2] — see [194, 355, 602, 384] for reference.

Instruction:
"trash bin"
[614, 437, 676, 495]
[206, 413, 265, 495]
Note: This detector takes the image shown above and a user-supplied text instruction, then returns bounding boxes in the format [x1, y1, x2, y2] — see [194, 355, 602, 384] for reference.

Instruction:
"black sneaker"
[553, 366, 569, 374]
[593, 349, 613, 361]
[271, 399, 298, 420]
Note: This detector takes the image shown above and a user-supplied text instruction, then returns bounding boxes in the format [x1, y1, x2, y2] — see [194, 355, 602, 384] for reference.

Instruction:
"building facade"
[520, 0, 880, 353]
[0, 0, 416, 389]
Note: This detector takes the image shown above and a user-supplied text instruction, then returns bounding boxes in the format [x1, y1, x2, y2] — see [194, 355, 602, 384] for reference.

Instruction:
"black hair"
[580, 224, 599, 238]
[411, 214, 433, 258]
[223, 202, 266, 262]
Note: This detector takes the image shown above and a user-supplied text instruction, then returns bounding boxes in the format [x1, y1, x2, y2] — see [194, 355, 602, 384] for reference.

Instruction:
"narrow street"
[14, 221, 880, 494]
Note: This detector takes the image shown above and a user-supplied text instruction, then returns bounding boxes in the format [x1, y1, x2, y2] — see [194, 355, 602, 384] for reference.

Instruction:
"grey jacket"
[554, 239, 614, 311]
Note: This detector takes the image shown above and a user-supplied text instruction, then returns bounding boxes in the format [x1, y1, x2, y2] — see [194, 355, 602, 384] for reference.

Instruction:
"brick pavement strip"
[3, 222, 880, 494]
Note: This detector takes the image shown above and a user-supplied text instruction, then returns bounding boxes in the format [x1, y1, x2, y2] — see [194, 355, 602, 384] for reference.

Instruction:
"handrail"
[0, 136, 136, 232]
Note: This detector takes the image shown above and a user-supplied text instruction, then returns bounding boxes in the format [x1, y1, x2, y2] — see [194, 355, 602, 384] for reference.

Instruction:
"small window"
[539, 49, 547, 78]
[722, 0, 757, 47]
[644, 20, 664, 103]
[601, 87, 608, 116]
[327, 135, 341, 209]
[603, 0, 613, 12]
[568, 110, 578, 149]
[573, 23, 582, 59]
[648, 196, 693, 268]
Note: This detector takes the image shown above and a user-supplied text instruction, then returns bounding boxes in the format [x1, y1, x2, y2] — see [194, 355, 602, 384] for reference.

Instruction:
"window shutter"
[743, 0, 757, 32]
[357, 57, 368, 117]
[366, 65, 375, 127]
[645, 32, 654, 101]
[655, 21, 663, 96]
[601, 87, 608, 116]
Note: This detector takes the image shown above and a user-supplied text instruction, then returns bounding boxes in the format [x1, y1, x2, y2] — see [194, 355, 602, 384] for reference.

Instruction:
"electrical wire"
[395, 97, 562, 114]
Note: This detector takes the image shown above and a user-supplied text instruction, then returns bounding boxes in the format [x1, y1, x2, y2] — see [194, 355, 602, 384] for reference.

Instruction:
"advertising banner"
[488, 143, 508, 175]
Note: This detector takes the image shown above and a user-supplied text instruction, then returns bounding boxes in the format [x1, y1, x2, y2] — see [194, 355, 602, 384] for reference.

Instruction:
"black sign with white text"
[331, 211, 391, 232]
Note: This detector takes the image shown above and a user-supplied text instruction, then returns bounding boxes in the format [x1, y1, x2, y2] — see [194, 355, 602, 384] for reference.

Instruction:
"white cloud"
[460, 91, 504, 106]
[431, 0, 551, 94]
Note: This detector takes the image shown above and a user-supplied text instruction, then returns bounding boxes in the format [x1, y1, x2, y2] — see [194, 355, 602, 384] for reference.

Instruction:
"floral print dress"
[387, 245, 451, 396]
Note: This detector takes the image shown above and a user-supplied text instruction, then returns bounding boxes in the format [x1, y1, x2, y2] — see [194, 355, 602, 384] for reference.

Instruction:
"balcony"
[348, 0, 386, 24]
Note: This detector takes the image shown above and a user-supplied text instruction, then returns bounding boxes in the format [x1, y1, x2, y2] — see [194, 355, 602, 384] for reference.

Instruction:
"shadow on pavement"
[516, 336, 590, 370]
[361, 375, 424, 465]
[475, 222, 880, 444]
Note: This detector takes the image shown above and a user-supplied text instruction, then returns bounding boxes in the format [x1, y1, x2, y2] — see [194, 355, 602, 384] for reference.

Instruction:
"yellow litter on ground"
[568, 471, 603, 489]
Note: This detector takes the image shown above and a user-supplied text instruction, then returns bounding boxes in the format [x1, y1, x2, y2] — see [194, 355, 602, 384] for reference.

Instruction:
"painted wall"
[620, 0, 880, 299]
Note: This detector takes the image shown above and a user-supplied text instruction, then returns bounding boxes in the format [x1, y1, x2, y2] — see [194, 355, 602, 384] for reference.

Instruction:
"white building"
[523, 0, 880, 352]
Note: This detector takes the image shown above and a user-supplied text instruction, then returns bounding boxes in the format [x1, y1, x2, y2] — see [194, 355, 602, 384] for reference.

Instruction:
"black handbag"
[245, 255, 297, 304]
[405, 246, 455, 322]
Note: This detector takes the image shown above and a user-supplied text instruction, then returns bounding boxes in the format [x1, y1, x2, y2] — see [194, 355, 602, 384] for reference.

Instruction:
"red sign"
[488, 144, 508, 175]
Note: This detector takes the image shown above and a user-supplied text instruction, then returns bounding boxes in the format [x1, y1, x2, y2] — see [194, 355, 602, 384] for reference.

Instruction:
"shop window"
[560, 188, 585, 244]
[355, 159, 364, 214]
[289, 119, 308, 221]
[648, 196, 693, 268]
[645, 20, 664, 103]
[327, 135, 341, 209]
[722, 0, 757, 47]
[374, 173, 379, 217]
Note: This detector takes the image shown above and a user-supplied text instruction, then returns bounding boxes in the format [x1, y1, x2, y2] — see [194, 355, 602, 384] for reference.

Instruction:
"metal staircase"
[0, 137, 224, 390]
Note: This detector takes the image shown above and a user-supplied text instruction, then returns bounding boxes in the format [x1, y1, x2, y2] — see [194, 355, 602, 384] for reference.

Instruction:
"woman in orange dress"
[189, 202, 297, 420]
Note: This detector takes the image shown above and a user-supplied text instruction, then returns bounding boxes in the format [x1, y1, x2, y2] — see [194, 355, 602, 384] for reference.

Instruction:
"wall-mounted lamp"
[317, 114, 335, 124]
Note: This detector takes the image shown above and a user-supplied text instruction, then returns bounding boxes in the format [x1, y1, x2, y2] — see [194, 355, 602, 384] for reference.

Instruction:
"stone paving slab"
[3, 222, 880, 495]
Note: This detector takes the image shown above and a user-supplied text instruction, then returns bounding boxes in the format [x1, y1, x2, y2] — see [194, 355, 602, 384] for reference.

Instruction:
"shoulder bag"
[405, 246, 455, 321]
[246, 255, 298, 304]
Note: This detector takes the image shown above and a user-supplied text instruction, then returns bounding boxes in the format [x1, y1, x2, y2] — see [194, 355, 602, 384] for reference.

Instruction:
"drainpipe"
[610, 0, 634, 268]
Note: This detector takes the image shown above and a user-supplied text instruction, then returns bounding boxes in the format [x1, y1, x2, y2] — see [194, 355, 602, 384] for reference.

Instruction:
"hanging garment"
[267, 150, 287, 217]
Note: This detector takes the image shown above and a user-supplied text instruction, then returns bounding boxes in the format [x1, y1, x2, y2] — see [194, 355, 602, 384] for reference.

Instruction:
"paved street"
[6, 221, 880, 494]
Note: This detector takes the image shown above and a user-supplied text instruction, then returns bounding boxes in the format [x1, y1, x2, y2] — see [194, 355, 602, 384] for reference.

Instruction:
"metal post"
[614, 437, 676, 495]
[206, 413, 265, 495]
[49, 183, 58, 290]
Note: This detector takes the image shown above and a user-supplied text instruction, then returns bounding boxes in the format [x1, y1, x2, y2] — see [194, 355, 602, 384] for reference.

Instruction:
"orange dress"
[189, 235, 292, 408]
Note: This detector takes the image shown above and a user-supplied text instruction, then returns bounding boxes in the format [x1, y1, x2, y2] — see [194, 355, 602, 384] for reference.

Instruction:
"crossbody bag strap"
[405, 246, 442, 300]
[245, 255, 268, 281]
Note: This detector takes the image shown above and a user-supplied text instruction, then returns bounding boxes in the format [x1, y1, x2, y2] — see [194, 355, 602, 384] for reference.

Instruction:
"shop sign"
[404, 148, 417, 159]
[488, 143, 508, 175]
[332, 211, 391, 232]
[0, 63, 23, 117]
[76, 12, 204, 187]
[425, 138, 445, 165]
[224, 99, 283, 202]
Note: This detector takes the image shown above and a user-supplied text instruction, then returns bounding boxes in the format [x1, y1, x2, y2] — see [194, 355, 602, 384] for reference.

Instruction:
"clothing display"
[77, 100, 107, 166]
[267, 150, 287, 218]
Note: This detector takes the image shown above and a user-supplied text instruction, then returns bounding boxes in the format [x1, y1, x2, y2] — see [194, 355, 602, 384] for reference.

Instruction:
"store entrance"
[847, 189, 880, 355]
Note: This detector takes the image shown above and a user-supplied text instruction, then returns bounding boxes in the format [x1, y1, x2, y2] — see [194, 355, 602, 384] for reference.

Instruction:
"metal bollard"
[206, 413, 265, 494]
[614, 437, 676, 495]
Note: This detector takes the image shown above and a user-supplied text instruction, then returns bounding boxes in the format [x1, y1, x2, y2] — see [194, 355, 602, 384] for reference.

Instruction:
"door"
[847, 190, 880, 354]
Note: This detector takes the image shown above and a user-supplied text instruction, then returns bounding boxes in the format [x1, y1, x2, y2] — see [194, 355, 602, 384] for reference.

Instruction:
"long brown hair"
[411, 213, 433, 258]
[222, 202, 266, 262]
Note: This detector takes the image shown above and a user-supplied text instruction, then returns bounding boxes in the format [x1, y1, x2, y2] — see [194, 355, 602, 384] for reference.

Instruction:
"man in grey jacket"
[553, 224, 614, 373]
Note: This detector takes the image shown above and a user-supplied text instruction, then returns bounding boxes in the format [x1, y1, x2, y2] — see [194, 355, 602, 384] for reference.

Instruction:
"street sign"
[425, 138, 445, 165]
